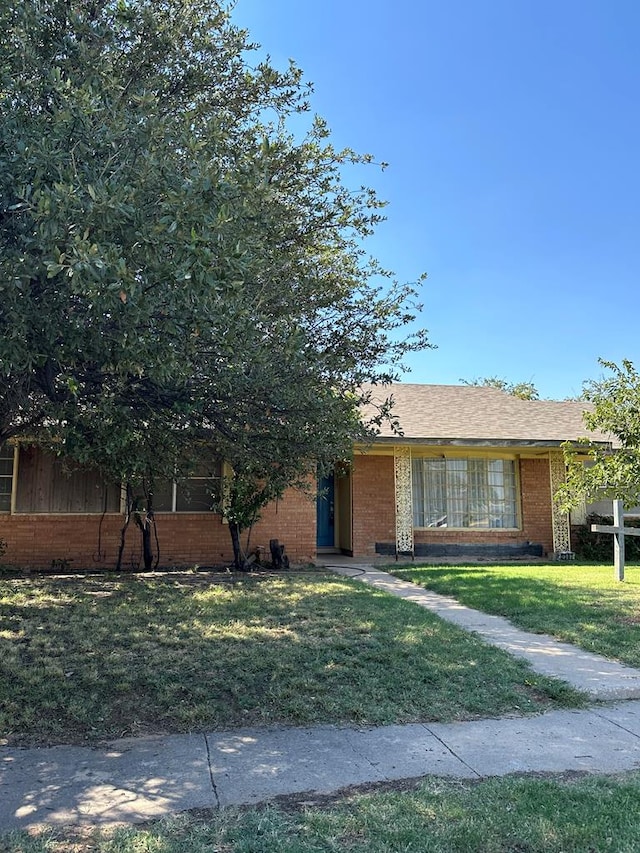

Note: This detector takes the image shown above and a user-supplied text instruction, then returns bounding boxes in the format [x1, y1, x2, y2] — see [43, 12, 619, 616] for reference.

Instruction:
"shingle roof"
[362, 384, 614, 446]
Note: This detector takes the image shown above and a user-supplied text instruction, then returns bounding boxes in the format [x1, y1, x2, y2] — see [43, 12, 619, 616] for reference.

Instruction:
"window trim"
[6, 445, 223, 516]
[12, 445, 122, 515]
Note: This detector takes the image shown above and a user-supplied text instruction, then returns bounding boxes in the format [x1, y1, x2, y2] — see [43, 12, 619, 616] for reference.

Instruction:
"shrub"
[572, 514, 640, 561]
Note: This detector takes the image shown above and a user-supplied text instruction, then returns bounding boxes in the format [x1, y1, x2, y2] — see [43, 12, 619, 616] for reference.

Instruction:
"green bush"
[572, 514, 640, 561]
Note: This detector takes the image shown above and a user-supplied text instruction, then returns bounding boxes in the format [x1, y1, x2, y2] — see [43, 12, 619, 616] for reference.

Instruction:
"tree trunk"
[133, 489, 155, 572]
[229, 520, 249, 571]
[270, 538, 283, 569]
[140, 516, 154, 571]
[116, 483, 133, 572]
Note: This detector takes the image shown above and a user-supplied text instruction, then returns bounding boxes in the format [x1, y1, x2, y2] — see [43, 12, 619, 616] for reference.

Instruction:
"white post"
[590, 500, 640, 582]
[549, 451, 573, 558]
[613, 499, 625, 582]
[394, 446, 414, 557]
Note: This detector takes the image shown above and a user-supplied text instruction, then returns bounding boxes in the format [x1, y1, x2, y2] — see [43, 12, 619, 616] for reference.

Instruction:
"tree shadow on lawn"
[0, 573, 584, 746]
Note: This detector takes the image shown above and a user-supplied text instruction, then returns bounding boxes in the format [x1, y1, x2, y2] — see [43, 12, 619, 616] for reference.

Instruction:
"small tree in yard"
[0, 0, 429, 569]
[559, 359, 640, 510]
[202, 334, 370, 569]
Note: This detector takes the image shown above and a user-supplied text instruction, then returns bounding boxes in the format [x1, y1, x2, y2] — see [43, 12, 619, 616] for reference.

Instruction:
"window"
[0, 444, 14, 512]
[412, 457, 518, 529]
[152, 461, 222, 513]
[6, 445, 223, 515]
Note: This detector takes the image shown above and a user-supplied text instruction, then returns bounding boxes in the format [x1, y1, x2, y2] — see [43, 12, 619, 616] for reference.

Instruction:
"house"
[0, 444, 317, 571]
[321, 384, 612, 561]
[0, 384, 611, 570]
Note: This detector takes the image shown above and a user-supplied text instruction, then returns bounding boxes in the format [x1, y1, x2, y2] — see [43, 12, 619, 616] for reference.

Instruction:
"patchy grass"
[4, 771, 640, 852]
[391, 562, 640, 667]
[0, 571, 584, 745]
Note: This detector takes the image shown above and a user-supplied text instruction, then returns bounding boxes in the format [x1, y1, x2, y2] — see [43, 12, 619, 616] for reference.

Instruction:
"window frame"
[12, 445, 121, 515]
[0, 443, 16, 513]
[411, 453, 521, 531]
[5, 445, 224, 516]
[151, 462, 223, 514]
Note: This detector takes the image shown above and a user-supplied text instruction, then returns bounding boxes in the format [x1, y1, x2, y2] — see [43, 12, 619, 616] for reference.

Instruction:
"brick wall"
[0, 453, 558, 568]
[519, 457, 554, 554]
[0, 487, 316, 571]
[351, 454, 396, 556]
[350, 453, 555, 557]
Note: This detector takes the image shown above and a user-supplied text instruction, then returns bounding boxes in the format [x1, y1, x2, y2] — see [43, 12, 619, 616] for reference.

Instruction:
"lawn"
[0, 570, 584, 746]
[4, 771, 640, 852]
[390, 562, 640, 667]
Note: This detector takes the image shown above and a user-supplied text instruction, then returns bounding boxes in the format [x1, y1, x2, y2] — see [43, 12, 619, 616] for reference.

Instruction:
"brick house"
[321, 384, 611, 561]
[0, 384, 609, 570]
[0, 445, 318, 571]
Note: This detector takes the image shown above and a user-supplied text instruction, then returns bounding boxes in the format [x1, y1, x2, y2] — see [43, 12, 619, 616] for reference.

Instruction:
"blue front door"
[317, 474, 335, 547]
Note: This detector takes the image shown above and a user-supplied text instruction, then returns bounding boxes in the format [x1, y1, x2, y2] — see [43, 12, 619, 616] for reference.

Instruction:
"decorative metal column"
[548, 450, 573, 558]
[394, 445, 414, 556]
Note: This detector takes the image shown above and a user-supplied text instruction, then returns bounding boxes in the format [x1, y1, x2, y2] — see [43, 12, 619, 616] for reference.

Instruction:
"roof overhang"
[366, 437, 614, 449]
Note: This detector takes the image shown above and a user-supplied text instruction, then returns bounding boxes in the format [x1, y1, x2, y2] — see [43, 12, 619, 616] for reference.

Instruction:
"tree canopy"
[559, 360, 640, 511]
[461, 377, 540, 400]
[0, 0, 429, 567]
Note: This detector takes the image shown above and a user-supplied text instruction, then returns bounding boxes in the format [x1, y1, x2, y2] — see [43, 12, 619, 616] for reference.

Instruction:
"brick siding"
[0, 452, 558, 568]
[350, 454, 396, 556]
[350, 454, 555, 557]
[0, 487, 316, 571]
[519, 458, 554, 554]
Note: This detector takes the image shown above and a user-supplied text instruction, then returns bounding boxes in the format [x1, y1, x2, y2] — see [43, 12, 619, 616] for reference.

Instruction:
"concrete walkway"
[328, 563, 640, 701]
[3, 564, 640, 832]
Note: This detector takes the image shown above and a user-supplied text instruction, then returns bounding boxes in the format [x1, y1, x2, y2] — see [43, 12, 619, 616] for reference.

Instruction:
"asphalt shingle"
[362, 384, 613, 445]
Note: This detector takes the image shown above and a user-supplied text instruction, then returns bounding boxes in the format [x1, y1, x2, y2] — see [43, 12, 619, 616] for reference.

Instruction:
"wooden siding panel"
[15, 446, 120, 513]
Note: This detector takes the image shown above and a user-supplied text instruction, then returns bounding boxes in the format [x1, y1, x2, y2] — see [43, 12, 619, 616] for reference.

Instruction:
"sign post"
[591, 500, 640, 582]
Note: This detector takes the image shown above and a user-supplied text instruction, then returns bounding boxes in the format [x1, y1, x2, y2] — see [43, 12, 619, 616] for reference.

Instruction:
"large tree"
[559, 360, 640, 510]
[0, 0, 429, 568]
[0, 0, 306, 443]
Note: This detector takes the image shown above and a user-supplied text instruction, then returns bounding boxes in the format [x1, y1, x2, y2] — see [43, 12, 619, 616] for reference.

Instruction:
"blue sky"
[232, 1, 640, 400]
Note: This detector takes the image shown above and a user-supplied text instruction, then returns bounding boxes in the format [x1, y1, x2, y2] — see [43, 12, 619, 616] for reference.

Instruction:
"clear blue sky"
[232, 0, 640, 400]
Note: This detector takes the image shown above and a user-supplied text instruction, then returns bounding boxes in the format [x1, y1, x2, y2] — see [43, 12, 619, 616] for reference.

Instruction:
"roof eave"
[366, 436, 613, 448]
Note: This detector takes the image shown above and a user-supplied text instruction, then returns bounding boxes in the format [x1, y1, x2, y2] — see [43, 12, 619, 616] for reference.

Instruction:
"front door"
[317, 473, 335, 547]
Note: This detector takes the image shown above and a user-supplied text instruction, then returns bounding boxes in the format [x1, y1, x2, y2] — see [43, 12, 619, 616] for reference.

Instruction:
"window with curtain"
[412, 457, 518, 529]
[7, 445, 223, 514]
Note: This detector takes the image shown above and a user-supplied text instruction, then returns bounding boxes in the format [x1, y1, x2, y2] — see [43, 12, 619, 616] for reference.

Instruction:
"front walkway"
[325, 563, 640, 701]
[3, 565, 640, 832]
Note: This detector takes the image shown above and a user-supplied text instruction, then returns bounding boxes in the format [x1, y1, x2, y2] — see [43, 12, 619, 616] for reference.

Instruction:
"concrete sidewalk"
[3, 564, 640, 832]
[4, 704, 640, 831]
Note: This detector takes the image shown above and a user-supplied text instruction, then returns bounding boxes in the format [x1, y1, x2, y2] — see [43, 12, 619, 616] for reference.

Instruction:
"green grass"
[0, 571, 584, 746]
[390, 561, 640, 667]
[5, 772, 640, 852]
